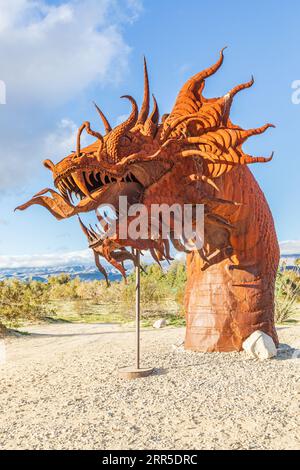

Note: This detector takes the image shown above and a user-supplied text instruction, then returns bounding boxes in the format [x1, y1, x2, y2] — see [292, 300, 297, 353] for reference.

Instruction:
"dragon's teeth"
[93, 171, 100, 182]
[85, 172, 93, 186]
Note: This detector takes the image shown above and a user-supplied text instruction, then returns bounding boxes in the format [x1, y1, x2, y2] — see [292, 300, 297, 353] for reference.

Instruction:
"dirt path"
[0, 323, 299, 450]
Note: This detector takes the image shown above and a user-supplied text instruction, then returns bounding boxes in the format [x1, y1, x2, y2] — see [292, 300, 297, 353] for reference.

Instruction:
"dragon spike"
[150, 248, 163, 268]
[206, 213, 235, 230]
[239, 123, 275, 142]
[77, 216, 92, 241]
[96, 208, 106, 224]
[43, 159, 55, 171]
[76, 121, 103, 159]
[93, 252, 110, 287]
[96, 209, 111, 233]
[149, 94, 159, 125]
[228, 76, 254, 99]
[96, 138, 104, 162]
[93, 101, 112, 134]
[242, 151, 274, 164]
[219, 77, 255, 125]
[137, 56, 150, 125]
[201, 175, 220, 192]
[89, 224, 99, 238]
[105, 95, 138, 161]
[185, 47, 227, 88]
[168, 48, 226, 121]
[144, 94, 160, 137]
[76, 123, 86, 158]
[201, 46, 227, 80]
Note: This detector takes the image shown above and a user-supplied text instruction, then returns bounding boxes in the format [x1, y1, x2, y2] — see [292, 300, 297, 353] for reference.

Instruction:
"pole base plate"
[118, 366, 154, 380]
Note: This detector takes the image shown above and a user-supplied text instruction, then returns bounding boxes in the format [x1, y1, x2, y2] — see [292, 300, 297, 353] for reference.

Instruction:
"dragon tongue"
[72, 171, 94, 200]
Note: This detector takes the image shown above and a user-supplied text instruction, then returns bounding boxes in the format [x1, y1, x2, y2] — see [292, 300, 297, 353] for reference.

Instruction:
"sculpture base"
[184, 252, 278, 352]
[118, 366, 153, 380]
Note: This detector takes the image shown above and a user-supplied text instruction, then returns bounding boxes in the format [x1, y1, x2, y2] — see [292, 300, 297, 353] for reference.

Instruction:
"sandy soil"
[0, 323, 299, 450]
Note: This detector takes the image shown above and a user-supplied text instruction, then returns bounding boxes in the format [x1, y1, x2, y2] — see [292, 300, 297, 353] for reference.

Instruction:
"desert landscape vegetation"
[0, 259, 299, 450]
[1, 260, 299, 333]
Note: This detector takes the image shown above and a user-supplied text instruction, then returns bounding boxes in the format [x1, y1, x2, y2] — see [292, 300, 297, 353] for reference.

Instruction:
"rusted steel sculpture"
[17, 49, 279, 352]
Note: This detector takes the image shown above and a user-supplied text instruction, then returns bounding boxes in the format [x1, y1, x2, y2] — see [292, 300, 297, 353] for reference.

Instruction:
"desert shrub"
[275, 268, 300, 323]
[116, 261, 187, 314]
[47, 275, 81, 300]
[0, 259, 188, 326]
[0, 279, 52, 326]
[73, 279, 103, 300]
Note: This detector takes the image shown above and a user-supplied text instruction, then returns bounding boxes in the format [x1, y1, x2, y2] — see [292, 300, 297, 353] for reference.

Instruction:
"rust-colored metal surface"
[16, 49, 279, 352]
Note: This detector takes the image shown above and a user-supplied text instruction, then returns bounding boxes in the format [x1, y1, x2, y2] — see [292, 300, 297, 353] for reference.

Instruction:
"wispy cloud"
[0, 240, 299, 269]
[0, 0, 143, 190]
[279, 240, 300, 255]
[44, 118, 90, 157]
[0, 0, 140, 105]
[0, 249, 94, 269]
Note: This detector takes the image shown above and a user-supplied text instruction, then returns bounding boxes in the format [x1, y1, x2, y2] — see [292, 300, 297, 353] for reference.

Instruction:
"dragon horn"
[238, 123, 275, 143]
[93, 102, 112, 134]
[241, 151, 274, 164]
[144, 94, 160, 137]
[227, 76, 254, 100]
[149, 94, 159, 125]
[43, 159, 55, 171]
[169, 47, 226, 119]
[199, 46, 227, 80]
[137, 56, 150, 125]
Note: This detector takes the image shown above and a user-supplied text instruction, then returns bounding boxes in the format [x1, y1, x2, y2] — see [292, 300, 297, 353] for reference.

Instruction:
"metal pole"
[118, 249, 153, 379]
[136, 249, 140, 369]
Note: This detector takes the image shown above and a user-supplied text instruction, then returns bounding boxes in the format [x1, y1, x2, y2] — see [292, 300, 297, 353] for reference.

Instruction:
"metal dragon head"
[16, 50, 275, 279]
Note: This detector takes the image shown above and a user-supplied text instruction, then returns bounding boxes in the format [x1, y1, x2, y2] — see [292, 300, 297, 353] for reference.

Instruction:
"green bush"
[0, 279, 53, 326]
[0, 261, 188, 328]
[275, 267, 300, 323]
[1, 261, 300, 329]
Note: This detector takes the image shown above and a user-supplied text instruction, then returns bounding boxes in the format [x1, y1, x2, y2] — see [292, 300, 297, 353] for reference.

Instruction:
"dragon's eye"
[120, 135, 132, 146]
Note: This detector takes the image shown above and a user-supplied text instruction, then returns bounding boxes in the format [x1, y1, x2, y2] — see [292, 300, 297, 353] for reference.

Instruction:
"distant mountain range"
[0, 264, 124, 283]
[281, 253, 300, 264]
[0, 253, 298, 283]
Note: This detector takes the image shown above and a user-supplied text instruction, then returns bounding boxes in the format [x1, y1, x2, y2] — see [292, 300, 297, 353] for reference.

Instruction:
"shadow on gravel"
[23, 329, 136, 338]
[275, 343, 300, 361]
[152, 368, 168, 376]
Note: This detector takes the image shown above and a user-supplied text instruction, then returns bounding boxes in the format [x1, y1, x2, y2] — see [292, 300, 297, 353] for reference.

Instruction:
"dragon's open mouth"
[55, 169, 143, 205]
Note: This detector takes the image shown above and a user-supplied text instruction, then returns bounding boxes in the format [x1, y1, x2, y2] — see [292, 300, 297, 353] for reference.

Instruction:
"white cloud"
[2, 240, 299, 270]
[279, 240, 300, 255]
[44, 118, 90, 157]
[0, 248, 94, 268]
[0, 0, 142, 190]
[0, 0, 141, 105]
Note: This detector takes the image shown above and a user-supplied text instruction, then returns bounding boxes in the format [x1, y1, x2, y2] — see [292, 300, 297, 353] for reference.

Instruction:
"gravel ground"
[0, 323, 299, 450]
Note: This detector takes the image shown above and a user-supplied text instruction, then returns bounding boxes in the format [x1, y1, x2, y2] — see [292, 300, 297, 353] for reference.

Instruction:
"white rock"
[172, 340, 185, 351]
[243, 330, 277, 360]
[153, 319, 166, 329]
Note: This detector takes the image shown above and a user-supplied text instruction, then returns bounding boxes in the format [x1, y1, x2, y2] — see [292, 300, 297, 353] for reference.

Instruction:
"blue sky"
[0, 0, 300, 267]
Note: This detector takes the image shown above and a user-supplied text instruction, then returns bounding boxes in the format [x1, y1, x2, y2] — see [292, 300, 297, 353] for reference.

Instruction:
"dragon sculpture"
[16, 49, 279, 352]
